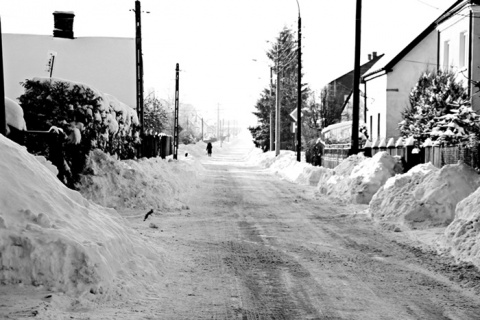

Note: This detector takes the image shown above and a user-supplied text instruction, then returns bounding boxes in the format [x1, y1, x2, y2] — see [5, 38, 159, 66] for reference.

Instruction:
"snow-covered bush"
[19, 77, 140, 187]
[399, 70, 480, 146]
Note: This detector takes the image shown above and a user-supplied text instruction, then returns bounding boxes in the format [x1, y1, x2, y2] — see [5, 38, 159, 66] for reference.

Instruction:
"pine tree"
[399, 70, 480, 145]
[251, 27, 311, 150]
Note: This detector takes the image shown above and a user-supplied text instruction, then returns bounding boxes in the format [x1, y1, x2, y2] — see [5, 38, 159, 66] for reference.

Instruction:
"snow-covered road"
[121, 137, 480, 319]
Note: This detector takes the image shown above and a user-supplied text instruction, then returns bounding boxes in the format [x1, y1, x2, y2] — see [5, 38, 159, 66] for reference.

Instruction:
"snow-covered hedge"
[18, 77, 140, 187]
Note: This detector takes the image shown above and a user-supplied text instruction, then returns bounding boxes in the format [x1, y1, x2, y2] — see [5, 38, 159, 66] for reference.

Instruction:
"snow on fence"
[322, 144, 480, 171]
[322, 144, 350, 169]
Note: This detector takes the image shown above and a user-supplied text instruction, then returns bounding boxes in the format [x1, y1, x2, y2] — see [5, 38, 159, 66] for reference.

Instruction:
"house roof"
[328, 53, 385, 90]
[363, 0, 479, 79]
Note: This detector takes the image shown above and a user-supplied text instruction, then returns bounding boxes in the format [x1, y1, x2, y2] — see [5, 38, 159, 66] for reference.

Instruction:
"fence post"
[372, 138, 379, 156]
[364, 139, 372, 157]
[378, 138, 387, 154]
[387, 137, 395, 156]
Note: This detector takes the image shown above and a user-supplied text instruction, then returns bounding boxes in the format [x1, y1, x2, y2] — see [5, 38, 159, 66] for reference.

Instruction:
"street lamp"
[295, 0, 302, 162]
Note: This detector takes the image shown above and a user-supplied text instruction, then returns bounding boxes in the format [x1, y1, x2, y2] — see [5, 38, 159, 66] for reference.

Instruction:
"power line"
[415, 0, 440, 10]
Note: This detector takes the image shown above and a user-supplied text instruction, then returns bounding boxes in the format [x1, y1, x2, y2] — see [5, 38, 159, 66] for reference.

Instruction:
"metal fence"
[141, 135, 173, 159]
[321, 144, 351, 169]
[321, 144, 480, 171]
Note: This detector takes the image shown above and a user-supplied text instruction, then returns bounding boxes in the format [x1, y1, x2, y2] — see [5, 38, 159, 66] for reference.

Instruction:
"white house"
[363, 0, 480, 142]
[2, 11, 135, 108]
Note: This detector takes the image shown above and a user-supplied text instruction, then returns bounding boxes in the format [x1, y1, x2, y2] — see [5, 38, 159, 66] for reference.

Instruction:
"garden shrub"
[18, 77, 140, 188]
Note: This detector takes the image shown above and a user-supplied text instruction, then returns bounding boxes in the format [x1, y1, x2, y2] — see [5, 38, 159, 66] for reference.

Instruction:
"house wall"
[438, 5, 480, 112]
[385, 30, 438, 140]
[364, 74, 387, 142]
[471, 6, 480, 111]
[438, 8, 470, 84]
[2, 34, 135, 108]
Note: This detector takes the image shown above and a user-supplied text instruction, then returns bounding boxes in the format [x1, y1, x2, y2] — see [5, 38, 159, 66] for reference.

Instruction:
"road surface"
[127, 137, 480, 319]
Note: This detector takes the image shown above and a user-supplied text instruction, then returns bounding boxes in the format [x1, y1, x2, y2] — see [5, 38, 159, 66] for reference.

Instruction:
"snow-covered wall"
[2, 34, 135, 108]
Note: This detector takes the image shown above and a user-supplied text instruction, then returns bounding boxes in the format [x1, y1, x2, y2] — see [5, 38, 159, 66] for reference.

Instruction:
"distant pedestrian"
[206, 142, 213, 157]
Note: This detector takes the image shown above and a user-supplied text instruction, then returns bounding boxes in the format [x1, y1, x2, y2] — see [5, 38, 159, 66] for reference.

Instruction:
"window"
[443, 40, 450, 70]
[460, 31, 467, 69]
[370, 115, 373, 140]
[377, 113, 380, 138]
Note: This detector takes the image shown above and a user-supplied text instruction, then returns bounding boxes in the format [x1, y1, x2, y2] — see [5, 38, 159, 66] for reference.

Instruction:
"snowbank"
[77, 147, 201, 211]
[0, 135, 165, 299]
[371, 163, 480, 229]
[370, 163, 439, 229]
[318, 152, 400, 204]
[443, 186, 480, 266]
[247, 150, 323, 186]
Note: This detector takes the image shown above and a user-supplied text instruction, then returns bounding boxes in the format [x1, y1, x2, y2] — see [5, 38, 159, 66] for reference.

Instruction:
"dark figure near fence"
[206, 142, 213, 157]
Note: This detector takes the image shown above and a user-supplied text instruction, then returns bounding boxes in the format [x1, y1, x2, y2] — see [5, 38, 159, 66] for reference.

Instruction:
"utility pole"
[134, 0, 144, 137]
[0, 17, 5, 137]
[270, 67, 274, 152]
[351, 0, 362, 154]
[201, 118, 204, 141]
[173, 63, 180, 160]
[296, 1, 302, 162]
[275, 68, 282, 156]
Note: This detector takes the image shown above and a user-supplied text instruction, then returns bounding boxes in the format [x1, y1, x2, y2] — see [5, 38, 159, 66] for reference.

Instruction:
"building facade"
[2, 11, 135, 108]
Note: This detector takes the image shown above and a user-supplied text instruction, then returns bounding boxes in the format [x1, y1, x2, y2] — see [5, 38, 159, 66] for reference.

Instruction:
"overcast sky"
[2, 0, 455, 126]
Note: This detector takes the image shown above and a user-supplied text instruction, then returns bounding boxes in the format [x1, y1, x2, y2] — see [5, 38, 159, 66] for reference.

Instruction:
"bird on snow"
[144, 209, 154, 221]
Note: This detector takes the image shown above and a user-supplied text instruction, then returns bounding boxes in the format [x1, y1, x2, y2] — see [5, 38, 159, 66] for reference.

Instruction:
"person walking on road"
[206, 142, 213, 157]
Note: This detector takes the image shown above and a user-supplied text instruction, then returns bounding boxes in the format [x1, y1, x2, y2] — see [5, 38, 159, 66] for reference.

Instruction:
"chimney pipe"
[53, 11, 75, 39]
[368, 54, 372, 61]
[372, 51, 377, 58]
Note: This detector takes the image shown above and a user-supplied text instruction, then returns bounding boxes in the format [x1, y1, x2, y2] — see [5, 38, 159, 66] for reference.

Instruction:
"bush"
[19, 77, 140, 187]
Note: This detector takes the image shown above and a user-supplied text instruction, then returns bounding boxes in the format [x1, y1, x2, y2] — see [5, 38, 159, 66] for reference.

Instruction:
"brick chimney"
[53, 11, 75, 39]
[372, 51, 378, 59]
[368, 54, 372, 61]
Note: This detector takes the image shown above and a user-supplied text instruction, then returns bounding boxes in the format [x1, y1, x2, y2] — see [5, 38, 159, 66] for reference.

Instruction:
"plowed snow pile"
[370, 163, 480, 230]
[318, 152, 400, 204]
[0, 135, 165, 300]
[77, 146, 201, 211]
[442, 184, 480, 265]
[248, 150, 324, 186]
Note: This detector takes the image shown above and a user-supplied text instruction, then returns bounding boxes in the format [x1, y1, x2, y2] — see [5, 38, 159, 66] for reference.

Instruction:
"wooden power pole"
[173, 63, 180, 160]
[351, 0, 362, 154]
